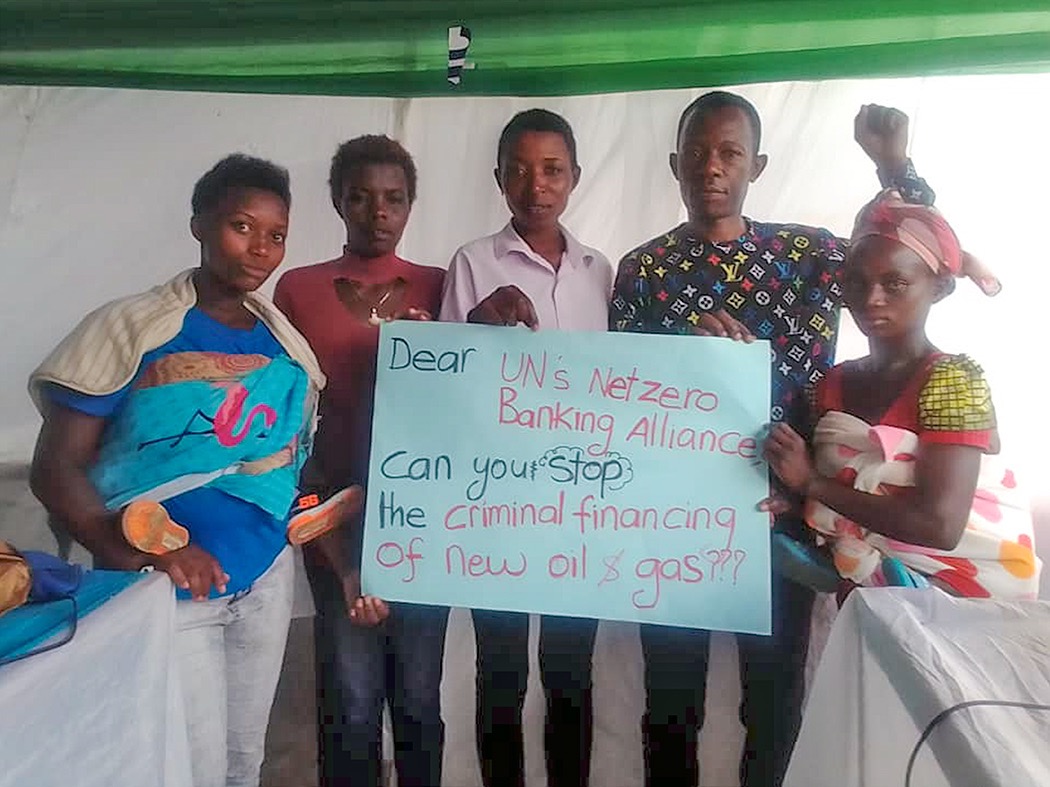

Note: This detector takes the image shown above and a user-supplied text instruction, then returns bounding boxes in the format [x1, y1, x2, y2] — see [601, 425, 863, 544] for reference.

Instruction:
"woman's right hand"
[153, 545, 228, 600]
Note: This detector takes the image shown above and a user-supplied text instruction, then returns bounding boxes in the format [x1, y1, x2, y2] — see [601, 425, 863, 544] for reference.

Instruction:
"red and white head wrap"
[850, 189, 1000, 296]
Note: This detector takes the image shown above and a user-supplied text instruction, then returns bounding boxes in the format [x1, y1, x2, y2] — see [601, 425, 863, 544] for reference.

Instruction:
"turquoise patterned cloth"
[90, 354, 311, 519]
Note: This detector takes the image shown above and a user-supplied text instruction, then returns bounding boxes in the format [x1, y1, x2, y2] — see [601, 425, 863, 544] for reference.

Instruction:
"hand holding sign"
[467, 285, 539, 329]
[691, 309, 756, 342]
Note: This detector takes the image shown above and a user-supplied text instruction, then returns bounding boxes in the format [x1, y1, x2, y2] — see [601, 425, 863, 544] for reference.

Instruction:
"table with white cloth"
[0, 572, 190, 787]
[785, 588, 1050, 787]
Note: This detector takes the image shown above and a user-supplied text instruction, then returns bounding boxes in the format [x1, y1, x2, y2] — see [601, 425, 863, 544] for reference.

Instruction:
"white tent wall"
[4, 77, 1049, 476]
[1, 76, 1048, 786]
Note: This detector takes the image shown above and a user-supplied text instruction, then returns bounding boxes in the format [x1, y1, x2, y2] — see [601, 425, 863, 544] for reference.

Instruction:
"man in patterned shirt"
[609, 91, 937, 787]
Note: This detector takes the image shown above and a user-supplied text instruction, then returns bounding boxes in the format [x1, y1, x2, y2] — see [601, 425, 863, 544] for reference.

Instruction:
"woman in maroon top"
[273, 136, 447, 787]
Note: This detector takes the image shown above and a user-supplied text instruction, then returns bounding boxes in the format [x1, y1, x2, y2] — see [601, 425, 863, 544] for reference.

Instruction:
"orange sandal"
[121, 500, 190, 555]
[286, 486, 363, 546]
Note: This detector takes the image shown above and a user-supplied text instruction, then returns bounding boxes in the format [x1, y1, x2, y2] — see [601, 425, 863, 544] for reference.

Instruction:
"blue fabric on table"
[0, 569, 145, 665]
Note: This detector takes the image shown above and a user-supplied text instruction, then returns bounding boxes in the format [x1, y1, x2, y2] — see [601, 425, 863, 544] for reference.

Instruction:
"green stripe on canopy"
[3, 1, 1049, 96]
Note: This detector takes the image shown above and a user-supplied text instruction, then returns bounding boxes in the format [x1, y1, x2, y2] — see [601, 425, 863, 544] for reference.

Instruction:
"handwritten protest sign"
[362, 321, 772, 633]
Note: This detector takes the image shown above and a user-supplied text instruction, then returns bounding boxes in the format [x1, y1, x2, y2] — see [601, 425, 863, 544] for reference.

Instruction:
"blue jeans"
[306, 558, 449, 787]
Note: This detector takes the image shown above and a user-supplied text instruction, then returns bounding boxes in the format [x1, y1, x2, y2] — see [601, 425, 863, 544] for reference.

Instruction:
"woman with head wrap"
[762, 189, 1040, 599]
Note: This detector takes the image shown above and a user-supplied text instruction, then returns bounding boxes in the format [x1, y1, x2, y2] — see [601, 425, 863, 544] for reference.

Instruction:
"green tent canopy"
[2, 0, 1050, 96]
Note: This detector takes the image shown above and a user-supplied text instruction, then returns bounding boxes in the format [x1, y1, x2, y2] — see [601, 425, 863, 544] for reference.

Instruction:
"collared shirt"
[609, 162, 935, 433]
[440, 222, 612, 331]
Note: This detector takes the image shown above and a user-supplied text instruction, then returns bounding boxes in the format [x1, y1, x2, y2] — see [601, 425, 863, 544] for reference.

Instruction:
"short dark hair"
[497, 108, 579, 171]
[329, 135, 418, 207]
[676, 91, 762, 153]
[191, 154, 290, 217]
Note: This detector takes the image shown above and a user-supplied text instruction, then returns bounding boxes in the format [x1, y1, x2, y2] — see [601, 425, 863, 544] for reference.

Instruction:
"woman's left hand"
[762, 423, 815, 495]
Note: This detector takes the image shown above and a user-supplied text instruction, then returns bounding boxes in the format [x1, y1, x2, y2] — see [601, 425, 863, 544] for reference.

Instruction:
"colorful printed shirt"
[609, 162, 935, 433]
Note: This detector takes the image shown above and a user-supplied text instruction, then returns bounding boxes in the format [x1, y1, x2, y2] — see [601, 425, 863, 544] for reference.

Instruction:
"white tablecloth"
[0, 573, 190, 787]
[785, 588, 1050, 787]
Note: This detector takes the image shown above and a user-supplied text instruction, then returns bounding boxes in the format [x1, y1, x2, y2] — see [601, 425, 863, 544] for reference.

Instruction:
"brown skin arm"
[300, 488, 389, 626]
[31, 403, 145, 569]
[305, 541, 390, 627]
[30, 401, 228, 599]
[307, 529, 348, 579]
[763, 422, 981, 551]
